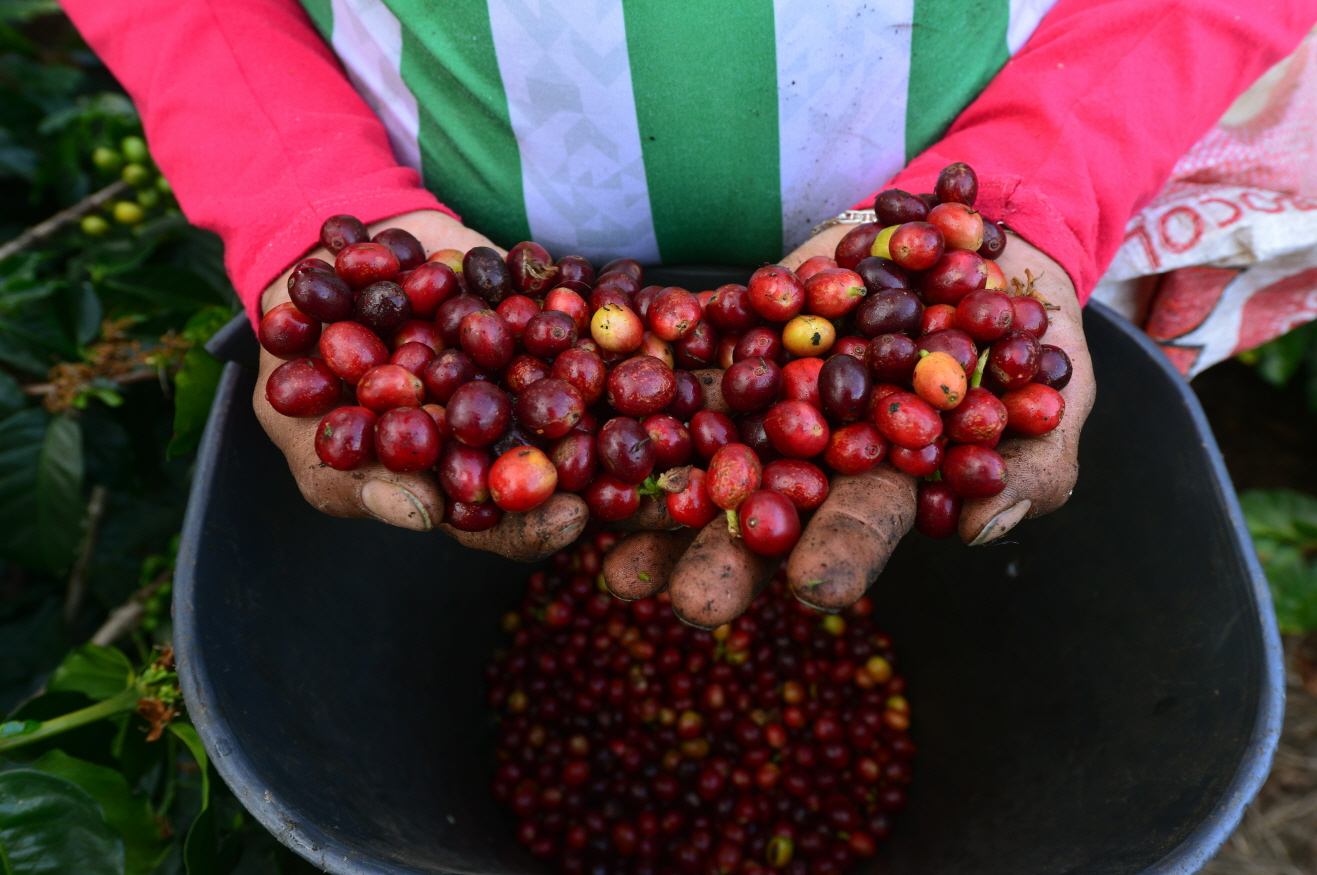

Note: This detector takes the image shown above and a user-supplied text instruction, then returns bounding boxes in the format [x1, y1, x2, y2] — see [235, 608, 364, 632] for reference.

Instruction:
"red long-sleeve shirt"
[878, 1, 1316, 302]
[59, 0, 1317, 327]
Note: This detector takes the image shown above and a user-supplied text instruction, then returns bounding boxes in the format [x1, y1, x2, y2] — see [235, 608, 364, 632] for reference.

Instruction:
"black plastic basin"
[176, 283, 1283, 875]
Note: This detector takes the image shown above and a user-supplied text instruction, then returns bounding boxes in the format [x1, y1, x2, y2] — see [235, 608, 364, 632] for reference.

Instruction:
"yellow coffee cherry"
[80, 215, 110, 236]
[121, 163, 151, 187]
[120, 135, 149, 164]
[870, 224, 900, 260]
[91, 146, 122, 173]
[112, 201, 145, 225]
[781, 314, 836, 357]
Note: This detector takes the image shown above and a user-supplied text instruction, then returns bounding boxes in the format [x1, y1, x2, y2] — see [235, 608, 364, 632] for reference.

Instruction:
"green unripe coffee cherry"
[112, 201, 145, 225]
[120, 135, 149, 164]
[81, 215, 111, 236]
[91, 146, 122, 173]
[155, 175, 172, 195]
[136, 187, 160, 209]
[121, 163, 151, 188]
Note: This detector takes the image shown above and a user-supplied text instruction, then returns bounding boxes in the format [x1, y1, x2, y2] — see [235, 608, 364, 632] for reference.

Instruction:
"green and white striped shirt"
[299, 0, 1056, 264]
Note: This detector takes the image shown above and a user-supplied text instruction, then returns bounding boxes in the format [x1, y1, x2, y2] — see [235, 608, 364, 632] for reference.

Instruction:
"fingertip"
[786, 465, 915, 611]
[785, 520, 873, 613]
[602, 529, 697, 600]
[956, 437, 1077, 544]
[668, 519, 776, 629]
[961, 498, 1032, 546]
[361, 479, 435, 531]
[519, 492, 591, 557]
[444, 492, 589, 561]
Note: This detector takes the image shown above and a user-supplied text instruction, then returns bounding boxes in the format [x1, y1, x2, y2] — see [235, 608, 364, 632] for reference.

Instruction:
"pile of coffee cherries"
[487, 533, 915, 875]
[258, 160, 1070, 546]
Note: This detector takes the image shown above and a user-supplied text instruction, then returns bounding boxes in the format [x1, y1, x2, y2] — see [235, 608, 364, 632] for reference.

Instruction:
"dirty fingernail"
[969, 499, 1031, 547]
[362, 480, 431, 531]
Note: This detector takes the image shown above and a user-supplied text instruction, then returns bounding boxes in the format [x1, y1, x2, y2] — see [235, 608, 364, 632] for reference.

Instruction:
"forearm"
[58, 0, 453, 325]
[862, 0, 1316, 302]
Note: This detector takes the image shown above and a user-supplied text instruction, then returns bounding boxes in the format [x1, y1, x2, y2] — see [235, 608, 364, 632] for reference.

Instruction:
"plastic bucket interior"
[176, 271, 1284, 875]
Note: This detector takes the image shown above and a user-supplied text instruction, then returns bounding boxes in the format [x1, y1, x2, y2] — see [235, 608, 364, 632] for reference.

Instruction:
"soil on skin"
[1193, 361, 1317, 874]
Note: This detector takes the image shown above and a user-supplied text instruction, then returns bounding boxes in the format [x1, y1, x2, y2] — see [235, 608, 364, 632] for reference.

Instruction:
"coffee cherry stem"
[638, 475, 665, 499]
[969, 348, 990, 389]
[726, 508, 742, 539]
[657, 466, 692, 494]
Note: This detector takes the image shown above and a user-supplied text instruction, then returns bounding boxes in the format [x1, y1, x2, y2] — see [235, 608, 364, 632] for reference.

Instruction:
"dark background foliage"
[0, 2, 313, 871]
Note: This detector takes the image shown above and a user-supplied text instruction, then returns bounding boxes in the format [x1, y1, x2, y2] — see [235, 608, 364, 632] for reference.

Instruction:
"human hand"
[601, 228, 1094, 627]
[253, 209, 588, 560]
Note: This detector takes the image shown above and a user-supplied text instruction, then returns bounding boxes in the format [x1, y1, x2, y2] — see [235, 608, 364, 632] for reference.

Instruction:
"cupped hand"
[601, 227, 1094, 627]
[253, 209, 588, 561]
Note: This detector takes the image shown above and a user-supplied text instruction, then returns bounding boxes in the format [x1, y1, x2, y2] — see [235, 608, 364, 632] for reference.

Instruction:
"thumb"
[956, 433, 1076, 545]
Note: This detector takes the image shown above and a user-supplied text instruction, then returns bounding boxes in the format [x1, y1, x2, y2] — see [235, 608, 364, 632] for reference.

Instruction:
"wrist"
[997, 230, 1078, 313]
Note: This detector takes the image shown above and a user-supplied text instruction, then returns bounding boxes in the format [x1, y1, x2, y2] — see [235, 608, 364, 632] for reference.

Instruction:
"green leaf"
[75, 239, 159, 287]
[0, 722, 38, 741]
[4, 691, 118, 768]
[32, 751, 169, 875]
[36, 93, 135, 135]
[99, 265, 224, 314]
[169, 724, 238, 875]
[0, 596, 64, 717]
[48, 644, 134, 701]
[70, 281, 103, 346]
[0, 128, 35, 182]
[1239, 489, 1317, 633]
[0, 770, 124, 875]
[0, 372, 21, 418]
[167, 307, 229, 458]
[1252, 322, 1317, 388]
[0, 409, 85, 573]
[0, 307, 71, 376]
[109, 714, 164, 791]
[167, 724, 207, 801]
[170, 227, 237, 311]
[0, 279, 57, 311]
[38, 412, 83, 562]
[1238, 489, 1317, 547]
[0, 0, 63, 23]
[1259, 545, 1317, 634]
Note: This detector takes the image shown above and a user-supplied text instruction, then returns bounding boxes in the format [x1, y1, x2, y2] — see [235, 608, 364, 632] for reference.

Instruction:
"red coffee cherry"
[1001, 383, 1066, 436]
[916, 481, 962, 538]
[314, 406, 377, 470]
[259, 302, 321, 359]
[607, 356, 676, 418]
[489, 446, 558, 513]
[265, 358, 341, 417]
[738, 490, 801, 557]
[706, 443, 763, 511]
[374, 407, 441, 473]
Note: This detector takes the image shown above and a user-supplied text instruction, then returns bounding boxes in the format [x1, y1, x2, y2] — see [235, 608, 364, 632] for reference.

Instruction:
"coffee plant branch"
[63, 484, 109, 627]
[0, 179, 130, 263]
[90, 566, 172, 647]
[21, 367, 162, 397]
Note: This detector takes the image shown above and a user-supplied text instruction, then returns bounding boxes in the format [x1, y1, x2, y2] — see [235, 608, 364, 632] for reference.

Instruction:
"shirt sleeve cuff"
[232, 183, 457, 328]
[852, 158, 1092, 305]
